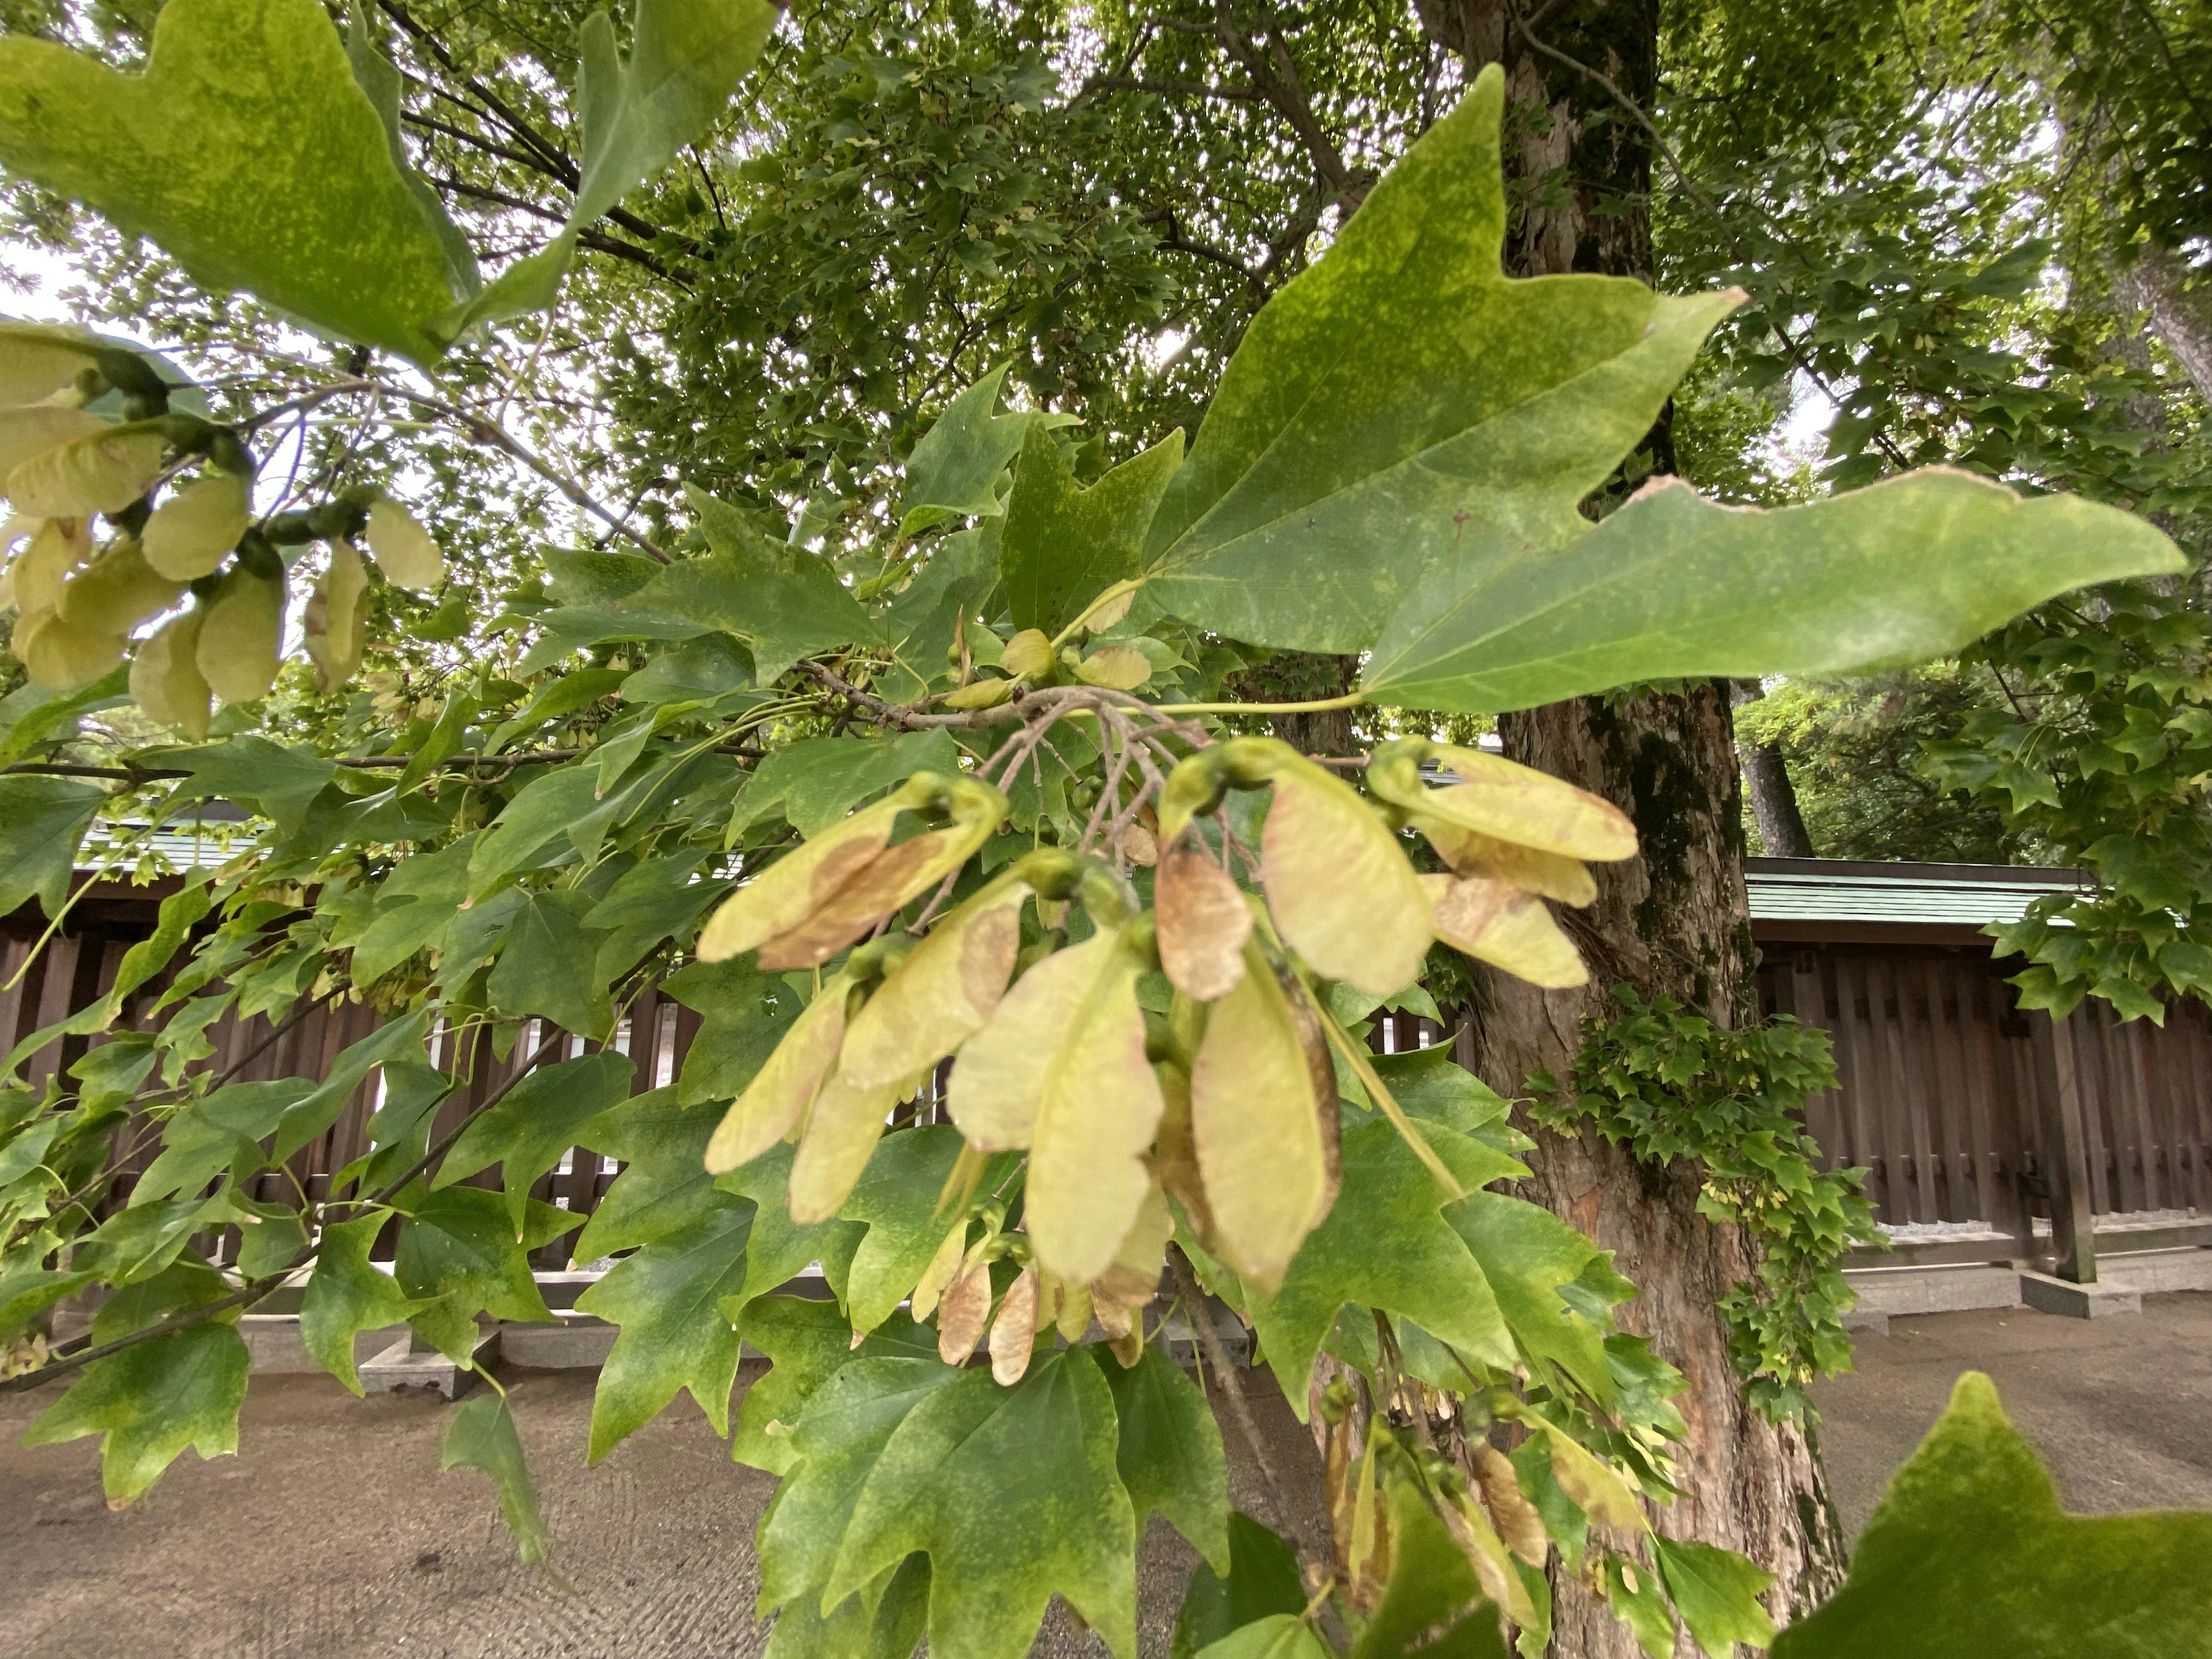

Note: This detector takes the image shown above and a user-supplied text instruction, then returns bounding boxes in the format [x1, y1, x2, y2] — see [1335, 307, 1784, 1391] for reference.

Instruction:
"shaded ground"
[1808, 1290, 2212, 1543]
[3, 1291, 2207, 1658]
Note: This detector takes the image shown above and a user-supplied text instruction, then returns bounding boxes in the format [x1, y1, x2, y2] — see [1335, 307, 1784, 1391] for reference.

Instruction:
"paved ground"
[3, 1292, 2208, 1659]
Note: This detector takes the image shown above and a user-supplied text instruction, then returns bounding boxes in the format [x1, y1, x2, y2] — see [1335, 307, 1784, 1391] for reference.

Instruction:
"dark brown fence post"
[2030, 1010, 2099, 1283]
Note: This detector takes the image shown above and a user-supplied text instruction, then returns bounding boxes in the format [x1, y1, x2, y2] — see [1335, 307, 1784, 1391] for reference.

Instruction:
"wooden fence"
[10, 887, 2207, 1281]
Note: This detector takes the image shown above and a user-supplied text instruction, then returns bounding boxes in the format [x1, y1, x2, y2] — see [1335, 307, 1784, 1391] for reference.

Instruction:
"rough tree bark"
[1403, 0, 1848, 1646]
[1731, 682, 1815, 858]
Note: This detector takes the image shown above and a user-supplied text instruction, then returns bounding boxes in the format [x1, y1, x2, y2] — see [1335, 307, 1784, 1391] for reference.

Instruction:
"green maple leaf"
[575, 1205, 754, 1461]
[732, 1294, 937, 1476]
[1247, 1114, 1524, 1418]
[836, 1123, 1015, 1337]
[1001, 422, 1184, 637]
[0, 776, 104, 921]
[715, 1141, 863, 1312]
[0, 0, 459, 361]
[1447, 1190, 1616, 1406]
[1173, 1512, 1307, 1659]
[569, 1089, 726, 1260]
[757, 1354, 965, 1616]
[299, 1211, 428, 1395]
[394, 1185, 579, 1363]
[1362, 472, 2181, 715]
[1141, 65, 1729, 656]
[821, 1350, 1139, 1659]
[1094, 1344, 1231, 1574]
[441, 1395, 553, 1567]
[24, 1320, 248, 1505]
[482, 892, 618, 1040]
[433, 1051, 635, 1234]
[1772, 1372, 2212, 1659]
[897, 362, 1077, 535]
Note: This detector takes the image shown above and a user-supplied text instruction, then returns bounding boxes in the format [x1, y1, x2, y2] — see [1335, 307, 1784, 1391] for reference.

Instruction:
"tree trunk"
[1731, 682, 1815, 858]
[1402, 1, 1847, 1645]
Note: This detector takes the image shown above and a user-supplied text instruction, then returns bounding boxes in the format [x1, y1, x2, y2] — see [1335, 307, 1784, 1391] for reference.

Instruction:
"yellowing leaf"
[908, 1219, 969, 1324]
[988, 1264, 1038, 1385]
[1262, 755, 1430, 995]
[1075, 645, 1152, 690]
[1027, 939, 1165, 1284]
[55, 538, 181, 637]
[942, 674, 1013, 709]
[1472, 1442, 1548, 1566]
[142, 469, 250, 580]
[702, 975, 850, 1175]
[302, 537, 369, 691]
[0, 406, 106, 482]
[363, 498, 444, 589]
[1426, 873, 1588, 988]
[0, 320, 102, 404]
[129, 607, 211, 738]
[948, 933, 1114, 1152]
[999, 627, 1052, 678]
[17, 607, 124, 691]
[3, 516, 90, 616]
[1373, 739, 1635, 861]
[1190, 944, 1336, 1290]
[6, 422, 164, 516]
[1419, 820, 1596, 906]
[1092, 1179, 1173, 1309]
[838, 875, 1028, 1089]
[194, 567, 285, 706]
[1156, 835, 1251, 1002]
[786, 1068, 898, 1225]
[1533, 1416, 1646, 1533]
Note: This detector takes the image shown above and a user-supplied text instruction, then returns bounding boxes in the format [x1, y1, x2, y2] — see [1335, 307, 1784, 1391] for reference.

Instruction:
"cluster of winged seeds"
[696, 733, 1637, 1384]
[0, 320, 442, 730]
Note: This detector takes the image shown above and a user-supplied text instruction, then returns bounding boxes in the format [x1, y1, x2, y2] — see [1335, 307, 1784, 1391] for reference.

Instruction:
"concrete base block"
[360, 1327, 499, 1397]
[2096, 1248, 2212, 1296]
[1844, 1264, 2022, 1316]
[241, 1315, 405, 1374]
[2019, 1271, 2142, 1320]
[499, 1313, 616, 1370]
[1839, 1308, 1891, 1337]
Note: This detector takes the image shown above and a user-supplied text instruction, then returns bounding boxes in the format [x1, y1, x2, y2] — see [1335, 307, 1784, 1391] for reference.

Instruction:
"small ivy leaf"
[1653, 1536, 1775, 1659]
[440, 1395, 554, 1569]
[23, 1319, 248, 1506]
[1772, 1372, 2211, 1659]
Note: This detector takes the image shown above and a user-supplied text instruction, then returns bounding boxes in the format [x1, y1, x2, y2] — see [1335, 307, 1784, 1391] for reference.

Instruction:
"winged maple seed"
[987, 1265, 1040, 1384]
[695, 771, 1006, 968]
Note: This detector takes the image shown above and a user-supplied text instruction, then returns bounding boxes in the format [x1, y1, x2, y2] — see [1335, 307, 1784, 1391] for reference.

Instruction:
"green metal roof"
[1745, 857, 2084, 927]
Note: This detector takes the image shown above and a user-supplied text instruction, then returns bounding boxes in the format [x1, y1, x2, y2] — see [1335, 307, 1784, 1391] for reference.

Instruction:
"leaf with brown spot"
[1473, 1443, 1548, 1567]
[838, 874, 1028, 1089]
[1426, 873, 1588, 988]
[1156, 835, 1250, 1002]
[936, 1261, 991, 1365]
[988, 1265, 1039, 1385]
